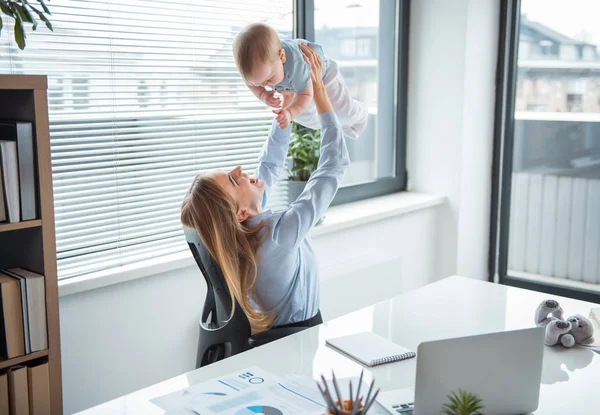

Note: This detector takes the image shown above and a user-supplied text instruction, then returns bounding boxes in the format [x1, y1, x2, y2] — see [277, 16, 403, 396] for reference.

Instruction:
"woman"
[181, 44, 350, 333]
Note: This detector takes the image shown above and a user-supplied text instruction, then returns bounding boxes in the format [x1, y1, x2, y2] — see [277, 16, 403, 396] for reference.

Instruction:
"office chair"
[184, 227, 311, 368]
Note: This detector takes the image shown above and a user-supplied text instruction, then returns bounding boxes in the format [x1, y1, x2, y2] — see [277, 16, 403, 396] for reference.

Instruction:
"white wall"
[60, 206, 442, 414]
[406, 0, 499, 280]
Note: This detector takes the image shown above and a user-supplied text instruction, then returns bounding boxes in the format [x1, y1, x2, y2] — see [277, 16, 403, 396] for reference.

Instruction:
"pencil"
[361, 388, 380, 414]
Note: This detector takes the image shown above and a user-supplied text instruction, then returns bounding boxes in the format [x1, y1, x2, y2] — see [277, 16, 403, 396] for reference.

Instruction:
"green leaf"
[28, 4, 42, 14]
[287, 123, 322, 178]
[14, 19, 26, 50]
[14, 4, 34, 24]
[37, 0, 51, 14]
[38, 11, 52, 31]
[0, 2, 13, 16]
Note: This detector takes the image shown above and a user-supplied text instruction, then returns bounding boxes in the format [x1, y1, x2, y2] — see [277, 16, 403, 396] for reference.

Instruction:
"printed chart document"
[189, 381, 324, 415]
[152, 366, 390, 415]
[151, 367, 282, 413]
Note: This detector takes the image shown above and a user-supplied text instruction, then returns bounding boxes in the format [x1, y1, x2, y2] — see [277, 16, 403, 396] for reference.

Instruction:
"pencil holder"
[325, 400, 364, 415]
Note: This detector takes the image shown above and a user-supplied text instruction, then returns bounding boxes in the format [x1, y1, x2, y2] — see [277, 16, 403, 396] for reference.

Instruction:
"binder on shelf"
[0, 273, 25, 359]
[0, 371, 9, 415]
[0, 121, 37, 221]
[0, 170, 5, 222]
[4, 271, 31, 354]
[0, 140, 20, 223]
[6, 268, 47, 352]
[8, 365, 30, 415]
[28, 362, 50, 415]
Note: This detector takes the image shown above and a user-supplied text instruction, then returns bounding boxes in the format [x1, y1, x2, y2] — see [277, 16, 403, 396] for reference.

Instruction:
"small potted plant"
[0, 0, 53, 50]
[286, 121, 321, 204]
[441, 389, 484, 415]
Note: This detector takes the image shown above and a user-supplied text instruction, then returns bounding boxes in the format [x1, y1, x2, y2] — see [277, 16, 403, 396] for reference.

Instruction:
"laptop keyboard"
[391, 402, 414, 414]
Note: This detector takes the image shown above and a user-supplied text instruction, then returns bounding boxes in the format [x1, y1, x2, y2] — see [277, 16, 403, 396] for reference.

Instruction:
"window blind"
[0, 0, 293, 279]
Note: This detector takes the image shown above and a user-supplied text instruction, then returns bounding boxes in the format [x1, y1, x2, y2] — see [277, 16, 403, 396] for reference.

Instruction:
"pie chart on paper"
[234, 406, 284, 415]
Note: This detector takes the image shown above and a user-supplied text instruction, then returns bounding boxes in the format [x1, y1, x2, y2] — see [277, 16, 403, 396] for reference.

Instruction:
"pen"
[349, 382, 353, 413]
[362, 379, 375, 414]
[331, 370, 344, 411]
[318, 383, 338, 415]
[361, 388, 380, 414]
[321, 375, 339, 414]
[352, 369, 364, 414]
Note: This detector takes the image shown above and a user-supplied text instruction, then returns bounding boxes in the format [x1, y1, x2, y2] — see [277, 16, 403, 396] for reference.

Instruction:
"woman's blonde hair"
[232, 23, 282, 80]
[181, 173, 274, 333]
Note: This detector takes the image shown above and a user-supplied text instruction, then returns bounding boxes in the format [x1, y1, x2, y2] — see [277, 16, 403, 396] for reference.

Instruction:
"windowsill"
[58, 192, 445, 297]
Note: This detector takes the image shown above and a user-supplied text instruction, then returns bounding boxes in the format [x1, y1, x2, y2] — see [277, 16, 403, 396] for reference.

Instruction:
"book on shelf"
[4, 271, 31, 355]
[5, 269, 47, 352]
[0, 167, 5, 222]
[0, 269, 47, 359]
[0, 120, 37, 223]
[0, 140, 20, 223]
[28, 362, 51, 414]
[0, 273, 25, 359]
[0, 371, 9, 415]
[8, 365, 29, 415]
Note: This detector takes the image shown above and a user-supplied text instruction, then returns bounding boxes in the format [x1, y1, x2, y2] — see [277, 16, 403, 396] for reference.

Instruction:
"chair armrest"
[248, 326, 308, 348]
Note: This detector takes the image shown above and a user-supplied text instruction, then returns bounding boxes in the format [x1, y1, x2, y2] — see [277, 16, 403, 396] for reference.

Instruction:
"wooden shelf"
[1, 75, 62, 413]
[0, 350, 48, 370]
[0, 220, 42, 233]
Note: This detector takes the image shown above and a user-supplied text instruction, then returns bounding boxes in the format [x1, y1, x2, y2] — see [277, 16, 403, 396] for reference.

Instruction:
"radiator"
[508, 172, 600, 284]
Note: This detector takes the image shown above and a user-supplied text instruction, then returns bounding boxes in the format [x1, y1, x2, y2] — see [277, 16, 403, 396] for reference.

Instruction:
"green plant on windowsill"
[441, 389, 484, 415]
[0, 0, 53, 50]
[287, 121, 321, 182]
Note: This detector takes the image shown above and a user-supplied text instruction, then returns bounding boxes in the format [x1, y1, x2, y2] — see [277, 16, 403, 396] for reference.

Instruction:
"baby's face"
[247, 57, 285, 88]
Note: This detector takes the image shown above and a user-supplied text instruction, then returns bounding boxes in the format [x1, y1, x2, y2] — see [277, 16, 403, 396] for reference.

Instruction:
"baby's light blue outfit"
[272, 38, 368, 140]
[247, 112, 349, 326]
[274, 39, 328, 93]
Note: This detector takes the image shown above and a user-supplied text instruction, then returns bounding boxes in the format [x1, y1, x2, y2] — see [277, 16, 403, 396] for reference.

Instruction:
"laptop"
[377, 327, 545, 415]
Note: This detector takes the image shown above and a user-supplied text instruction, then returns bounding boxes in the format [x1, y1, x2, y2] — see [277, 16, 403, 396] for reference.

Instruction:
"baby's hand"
[273, 108, 292, 129]
[260, 89, 282, 108]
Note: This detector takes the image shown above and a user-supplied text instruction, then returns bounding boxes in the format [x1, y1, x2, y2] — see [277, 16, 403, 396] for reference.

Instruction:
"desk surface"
[77, 276, 600, 414]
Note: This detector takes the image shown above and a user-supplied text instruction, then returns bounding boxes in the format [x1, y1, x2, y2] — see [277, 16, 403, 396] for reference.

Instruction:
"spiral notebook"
[326, 331, 416, 367]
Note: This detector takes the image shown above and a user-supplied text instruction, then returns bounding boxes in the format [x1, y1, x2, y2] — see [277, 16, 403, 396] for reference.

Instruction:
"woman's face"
[213, 166, 265, 221]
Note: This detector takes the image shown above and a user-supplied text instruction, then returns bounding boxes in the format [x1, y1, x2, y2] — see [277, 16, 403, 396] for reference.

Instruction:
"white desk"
[76, 276, 600, 414]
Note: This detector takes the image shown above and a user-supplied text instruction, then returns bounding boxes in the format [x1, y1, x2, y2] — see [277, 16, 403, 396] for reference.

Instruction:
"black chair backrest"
[183, 226, 250, 329]
[183, 226, 316, 367]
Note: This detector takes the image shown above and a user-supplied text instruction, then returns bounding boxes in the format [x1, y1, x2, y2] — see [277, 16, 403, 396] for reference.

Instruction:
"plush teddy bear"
[534, 299, 595, 348]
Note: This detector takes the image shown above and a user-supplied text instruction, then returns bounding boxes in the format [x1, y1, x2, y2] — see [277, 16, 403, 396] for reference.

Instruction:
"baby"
[233, 23, 367, 139]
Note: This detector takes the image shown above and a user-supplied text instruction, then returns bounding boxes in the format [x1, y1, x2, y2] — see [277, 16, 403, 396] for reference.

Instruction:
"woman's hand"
[299, 43, 325, 92]
[299, 43, 332, 114]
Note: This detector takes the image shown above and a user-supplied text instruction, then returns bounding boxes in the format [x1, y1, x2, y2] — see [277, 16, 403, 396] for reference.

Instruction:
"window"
[491, 0, 600, 302]
[0, 0, 407, 279]
[356, 38, 371, 57]
[341, 39, 357, 56]
[1, 0, 294, 279]
[313, 0, 406, 194]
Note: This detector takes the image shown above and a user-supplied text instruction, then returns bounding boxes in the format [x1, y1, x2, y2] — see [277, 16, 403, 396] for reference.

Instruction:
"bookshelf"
[0, 75, 62, 414]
